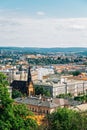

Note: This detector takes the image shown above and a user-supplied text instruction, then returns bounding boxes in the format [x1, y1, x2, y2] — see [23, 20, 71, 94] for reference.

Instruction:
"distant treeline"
[0, 47, 87, 54]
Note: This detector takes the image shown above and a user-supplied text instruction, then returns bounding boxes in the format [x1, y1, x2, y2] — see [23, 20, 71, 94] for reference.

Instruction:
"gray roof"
[14, 96, 69, 108]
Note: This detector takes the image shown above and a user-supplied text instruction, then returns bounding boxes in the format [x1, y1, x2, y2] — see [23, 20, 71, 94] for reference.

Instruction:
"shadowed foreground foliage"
[46, 108, 87, 130]
[0, 72, 38, 130]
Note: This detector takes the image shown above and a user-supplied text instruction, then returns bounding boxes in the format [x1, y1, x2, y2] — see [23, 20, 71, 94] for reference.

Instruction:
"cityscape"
[1, 0, 87, 130]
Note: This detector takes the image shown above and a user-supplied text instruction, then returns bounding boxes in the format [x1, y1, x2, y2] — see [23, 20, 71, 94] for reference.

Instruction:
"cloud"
[0, 11, 87, 47]
[36, 11, 45, 16]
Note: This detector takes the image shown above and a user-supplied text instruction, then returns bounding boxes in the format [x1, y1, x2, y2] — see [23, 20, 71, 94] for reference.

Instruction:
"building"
[34, 79, 87, 97]
[37, 67, 54, 81]
[10, 66, 35, 96]
[11, 66, 69, 114]
[14, 96, 69, 114]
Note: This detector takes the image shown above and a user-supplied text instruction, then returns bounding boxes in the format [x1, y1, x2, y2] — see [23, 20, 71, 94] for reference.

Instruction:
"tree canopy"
[12, 89, 23, 99]
[70, 70, 81, 76]
[46, 108, 87, 130]
[0, 72, 38, 130]
[35, 85, 51, 97]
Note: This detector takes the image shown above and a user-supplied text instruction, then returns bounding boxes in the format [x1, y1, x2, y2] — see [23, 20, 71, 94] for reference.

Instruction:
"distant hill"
[0, 47, 87, 54]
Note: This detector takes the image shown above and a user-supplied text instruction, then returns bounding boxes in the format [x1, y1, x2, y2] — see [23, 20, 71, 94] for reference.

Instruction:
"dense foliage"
[12, 89, 23, 99]
[0, 72, 38, 130]
[56, 93, 72, 99]
[74, 94, 87, 103]
[27, 57, 71, 65]
[35, 85, 51, 97]
[46, 108, 87, 130]
[69, 70, 81, 76]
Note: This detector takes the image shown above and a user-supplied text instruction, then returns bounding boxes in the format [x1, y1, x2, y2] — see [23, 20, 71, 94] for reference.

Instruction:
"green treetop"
[0, 72, 38, 130]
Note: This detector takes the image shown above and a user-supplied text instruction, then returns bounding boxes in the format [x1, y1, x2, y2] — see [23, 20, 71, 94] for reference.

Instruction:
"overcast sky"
[0, 0, 87, 48]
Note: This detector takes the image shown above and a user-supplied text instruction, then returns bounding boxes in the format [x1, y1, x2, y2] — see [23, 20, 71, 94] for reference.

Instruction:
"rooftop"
[14, 96, 69, 108]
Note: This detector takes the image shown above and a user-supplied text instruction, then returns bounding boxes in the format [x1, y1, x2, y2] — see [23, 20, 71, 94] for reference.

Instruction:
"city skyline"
[0, 0, 87, 47]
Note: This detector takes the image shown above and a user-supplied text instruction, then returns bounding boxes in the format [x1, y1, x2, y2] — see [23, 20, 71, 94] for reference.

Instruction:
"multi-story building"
[34, 80, 87, 97]
[14, 96, 69, 114]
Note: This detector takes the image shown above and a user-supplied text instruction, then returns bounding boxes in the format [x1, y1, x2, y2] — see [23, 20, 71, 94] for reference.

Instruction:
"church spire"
[27, 66, 35, 96]
[27, 66, 32, 85]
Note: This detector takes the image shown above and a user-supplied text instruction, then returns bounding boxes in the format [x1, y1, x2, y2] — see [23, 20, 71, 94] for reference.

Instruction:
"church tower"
[19, 65, 22, 80]
[27, 66, 35, 96]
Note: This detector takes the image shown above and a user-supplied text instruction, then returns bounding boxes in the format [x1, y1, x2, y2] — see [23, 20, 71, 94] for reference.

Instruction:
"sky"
[0, 0, 87, 47]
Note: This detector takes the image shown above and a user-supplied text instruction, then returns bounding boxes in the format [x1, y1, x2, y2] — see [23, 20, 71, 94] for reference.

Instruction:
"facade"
[34, 80, 87, 97]
[14, 96, 69, 114]
[37, 67, 54, 81]
[10, 66, 35, 96]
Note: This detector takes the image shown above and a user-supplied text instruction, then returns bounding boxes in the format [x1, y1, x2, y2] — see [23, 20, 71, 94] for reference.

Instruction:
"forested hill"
[0, 47, 87, 54]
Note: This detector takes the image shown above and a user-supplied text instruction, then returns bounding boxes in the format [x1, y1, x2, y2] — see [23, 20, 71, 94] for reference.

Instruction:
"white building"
[37, 67, 54, 81]
[34, 80, 87, 97]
